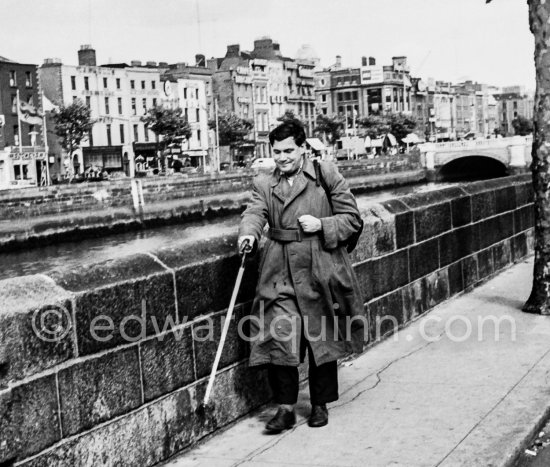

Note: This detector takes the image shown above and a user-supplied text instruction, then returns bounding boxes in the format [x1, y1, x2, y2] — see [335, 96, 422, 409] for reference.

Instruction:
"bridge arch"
[437, 155, 508, 181]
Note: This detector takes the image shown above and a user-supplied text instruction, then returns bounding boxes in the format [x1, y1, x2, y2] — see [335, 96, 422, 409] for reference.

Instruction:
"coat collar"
[269, 156, 317, 187]
[270, 157, 318, 208]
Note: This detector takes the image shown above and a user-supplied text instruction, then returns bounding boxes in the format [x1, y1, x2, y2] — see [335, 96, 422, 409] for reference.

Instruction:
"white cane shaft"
[203, 262, 246, 405]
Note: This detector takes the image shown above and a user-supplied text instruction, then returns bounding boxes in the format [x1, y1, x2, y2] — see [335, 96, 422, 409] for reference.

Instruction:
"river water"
[0, 182, 454, 281]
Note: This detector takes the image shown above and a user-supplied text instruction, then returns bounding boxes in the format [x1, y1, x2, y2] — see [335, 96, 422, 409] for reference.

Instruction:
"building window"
[106, 124, 112, 146]
[84, 77, 89, 90]
[184, 108, 188, 120]
[118, 97, 123, 114]
[196, 108, 200, 122]
[11, 95, 17, 113]
[141, 80, 146, 90]
[352, 91, 358, 100]
[120, 124, 125, 144]
[322, 94, 327, 103]
[197, 129, 201, 142]
[89, 129, 94, 146]
[73, 96, 77, 102]
[104, 97, 110, 114]
[71, 76, 76, 90]
[9, 71, 16, 87]
[183, 88, 187, 99]
[152, 98, 157, 107]
[130, 80, 135, 90]
[133, 124, 139, 142]
[151, 81, 156, 90]
[25, 72, 32, 88]
[116, 78, 121, 89]
[195, 89, 199, 99]
[144, 129, 149, 142]
[103, 77, 108, 88]
[131, 98, 136, 115]
[322, 108, 328, 115]
[514, 101, 518, 109]
[142, 98, 147, 113]
[86, 96, 91, 108]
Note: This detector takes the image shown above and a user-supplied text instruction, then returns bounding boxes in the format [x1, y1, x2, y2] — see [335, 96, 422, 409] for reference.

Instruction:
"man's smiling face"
[272, 137, 304, 175]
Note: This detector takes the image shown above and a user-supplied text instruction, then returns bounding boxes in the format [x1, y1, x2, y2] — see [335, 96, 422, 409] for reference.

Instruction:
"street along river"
[0, 182, 455, 281]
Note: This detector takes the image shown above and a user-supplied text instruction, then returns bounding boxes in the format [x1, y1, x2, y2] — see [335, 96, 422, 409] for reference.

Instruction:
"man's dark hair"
[269, 120, 306, 146]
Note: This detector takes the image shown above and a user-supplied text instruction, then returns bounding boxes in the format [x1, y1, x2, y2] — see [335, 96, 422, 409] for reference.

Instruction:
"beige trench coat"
[239, 158, 365, 367]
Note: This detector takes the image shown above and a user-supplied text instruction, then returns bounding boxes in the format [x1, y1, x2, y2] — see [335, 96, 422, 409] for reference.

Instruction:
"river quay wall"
[0, 174, 534, 466]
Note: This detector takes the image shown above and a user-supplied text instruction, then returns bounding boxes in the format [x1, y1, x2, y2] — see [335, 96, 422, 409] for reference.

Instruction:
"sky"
[1, 0, 535, 89]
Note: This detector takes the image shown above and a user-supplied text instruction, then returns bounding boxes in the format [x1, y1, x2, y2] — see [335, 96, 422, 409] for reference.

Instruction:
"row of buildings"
[0, 39, 534, 189]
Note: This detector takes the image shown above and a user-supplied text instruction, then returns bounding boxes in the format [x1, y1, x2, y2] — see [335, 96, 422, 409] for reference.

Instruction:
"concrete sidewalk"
[163, 257, 550, 467]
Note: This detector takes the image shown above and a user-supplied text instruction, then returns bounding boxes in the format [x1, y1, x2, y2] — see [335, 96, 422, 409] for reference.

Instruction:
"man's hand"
[298, 215, 322, 233]
[238, 235, 255, 255]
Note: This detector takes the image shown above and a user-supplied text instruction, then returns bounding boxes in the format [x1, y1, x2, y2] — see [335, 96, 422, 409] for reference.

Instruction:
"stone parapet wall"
[0, 174, 533, 466]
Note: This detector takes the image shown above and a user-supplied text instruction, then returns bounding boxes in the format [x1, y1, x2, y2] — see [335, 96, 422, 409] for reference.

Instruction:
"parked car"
[250, 158, 276, 170]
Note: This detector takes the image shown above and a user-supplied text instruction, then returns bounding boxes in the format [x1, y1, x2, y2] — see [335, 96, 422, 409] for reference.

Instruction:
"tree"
[277, 110, 302, 124]
[357, 112, 417, 142]
[490, 0, 550, 314]
[209, 112, 253, 147]
[141, 105, 191, 168]
[512, 115, 534, 136]
[51, 99, 94, 180]
[387, 113, 417, 142]
[314, 114, 345, 145]
[357, 114, 390, 139]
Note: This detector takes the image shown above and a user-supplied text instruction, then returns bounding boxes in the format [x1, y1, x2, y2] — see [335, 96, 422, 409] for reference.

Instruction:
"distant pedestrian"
[238, 120, 364, 433]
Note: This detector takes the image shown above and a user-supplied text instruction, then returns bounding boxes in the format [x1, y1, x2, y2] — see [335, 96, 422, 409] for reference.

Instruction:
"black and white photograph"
[1, 0, 549, 465]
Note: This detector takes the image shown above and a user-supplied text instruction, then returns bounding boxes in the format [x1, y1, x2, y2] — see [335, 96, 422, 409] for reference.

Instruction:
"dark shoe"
[265, 407, 296, 433]
[308, 404, 328, 427]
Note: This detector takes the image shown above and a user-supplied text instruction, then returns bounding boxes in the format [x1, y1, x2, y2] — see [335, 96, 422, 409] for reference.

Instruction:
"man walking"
[238, 120, 365, 432]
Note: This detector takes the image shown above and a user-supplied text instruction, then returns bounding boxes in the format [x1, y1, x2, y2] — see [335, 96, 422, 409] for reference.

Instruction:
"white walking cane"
[202, 239, 251, 408]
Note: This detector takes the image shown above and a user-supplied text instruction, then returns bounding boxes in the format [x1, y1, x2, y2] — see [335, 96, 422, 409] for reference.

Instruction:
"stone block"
[439, 224, 480, 267]
[448, 262, 464, 296]
[395, 211, 414, 249]
[478, 217, 500, 250]
[409, 238, 439, 281]
[368, 290, 404, 342]
[58, 346, 142, 437]
[492, 239, 512, 271]
[140, 326, 195, 402]
[0, 275, 74, 388]
[0, 374, 60, 463]
[477, 248, 494, 280]
[424, 269, 450, 308]
[193, 305, 249, 379]
[451, 196, 472, 227]
[471, 191, 496, 222]
[414, 203, 452, 242]
[354, 260, 374, 301]
[494, 186, 516, 214]
[512, 233, 528, 262]
[371, 250, 409, 298]
[401, 279, 427, 322]
[18, 364, 270, 467]
[514, 204, 535, 234]
[73, 273, 177, 356]
[462, 255, 479, 288]
[515, 182, 534, 207]
[400, 187, 466, 209]
[495, 212, 515, 243]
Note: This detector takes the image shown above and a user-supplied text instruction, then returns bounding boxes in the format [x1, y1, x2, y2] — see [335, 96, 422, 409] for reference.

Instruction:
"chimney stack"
[335, 55, 342, 68]
[361, 56, 367, 67]
[369, 57, 376, 66]
[195, 54, 206, 67]
[78, 45, 96, 66]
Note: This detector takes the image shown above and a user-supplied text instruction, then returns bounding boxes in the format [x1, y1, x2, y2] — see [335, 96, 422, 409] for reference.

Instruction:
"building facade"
[0, 56, 46, 189]
[494, 86, 534, 136]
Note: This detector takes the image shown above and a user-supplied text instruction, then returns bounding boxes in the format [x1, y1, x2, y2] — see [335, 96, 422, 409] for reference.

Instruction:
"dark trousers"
[267, 350, 338, 405]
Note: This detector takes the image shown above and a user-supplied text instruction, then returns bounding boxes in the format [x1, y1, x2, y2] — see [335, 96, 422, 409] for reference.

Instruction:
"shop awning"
[306, 138, 326, 151]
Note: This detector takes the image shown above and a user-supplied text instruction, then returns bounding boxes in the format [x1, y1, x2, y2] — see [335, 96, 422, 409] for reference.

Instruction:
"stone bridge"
[419, 136, 533, 180]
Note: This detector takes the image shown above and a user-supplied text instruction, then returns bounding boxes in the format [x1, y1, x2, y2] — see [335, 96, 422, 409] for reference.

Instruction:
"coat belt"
[267, 227, 320, 242]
